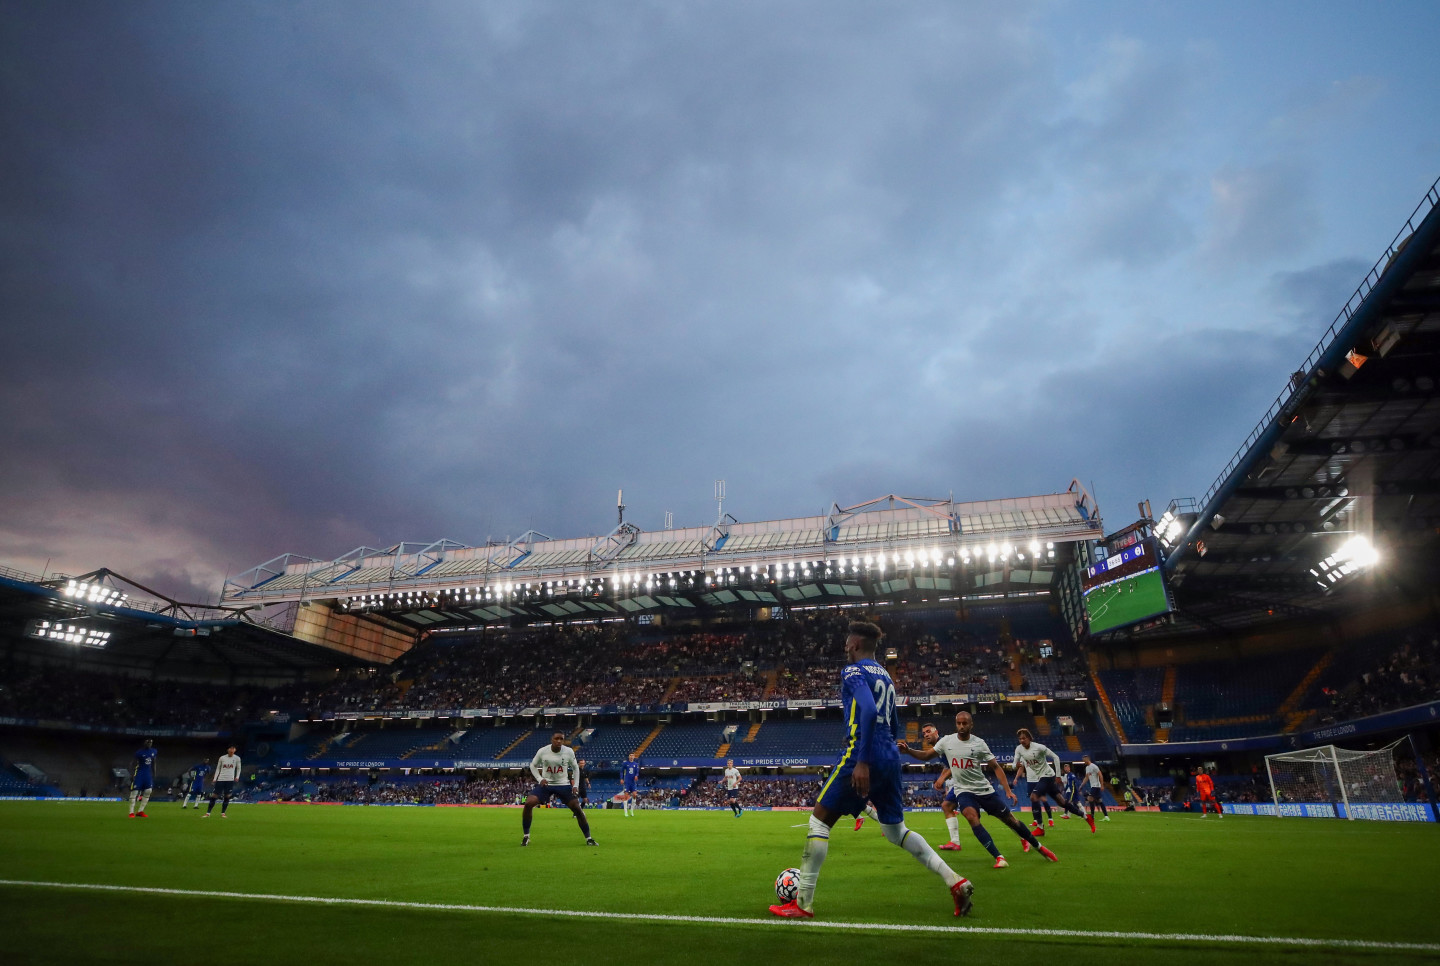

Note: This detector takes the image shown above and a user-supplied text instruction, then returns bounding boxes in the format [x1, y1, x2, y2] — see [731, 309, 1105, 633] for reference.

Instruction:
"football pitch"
[2, 803, 1437, 965]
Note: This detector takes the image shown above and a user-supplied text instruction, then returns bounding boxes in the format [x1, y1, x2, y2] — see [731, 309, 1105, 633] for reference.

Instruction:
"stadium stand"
[1097, 667, 1164, 740]
[340, 729, 453, 758]
[575, 723, 655, 762]
[742, 718, 838, 756]
[637, 722, 728, 760]
[450, 724, 532, 760]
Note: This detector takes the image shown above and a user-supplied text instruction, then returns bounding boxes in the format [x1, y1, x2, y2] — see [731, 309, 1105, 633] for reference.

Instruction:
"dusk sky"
[2, 1, 1438, 603]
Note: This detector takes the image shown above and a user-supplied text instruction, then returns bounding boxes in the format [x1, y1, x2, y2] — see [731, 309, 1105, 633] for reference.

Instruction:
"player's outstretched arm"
[897, 741, 938, 761]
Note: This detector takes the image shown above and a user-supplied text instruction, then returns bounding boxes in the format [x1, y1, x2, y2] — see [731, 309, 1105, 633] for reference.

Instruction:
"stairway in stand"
[633, 724, 664, 757]
[495, 730, 533, 759]
[1087, 654, 1128, 745]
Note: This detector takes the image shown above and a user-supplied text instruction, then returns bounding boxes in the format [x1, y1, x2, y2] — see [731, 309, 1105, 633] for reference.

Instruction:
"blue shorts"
[1030, 777, 1063, 800]
[1086, 785, 1104, 801]
[623, 783, 637, 794]
[529, 784, 576, 805]
[816, 758, 904, 825]
[951, 789, 1012, 819]
[726, 789, 739, 800]
[132, 774, 153, 792]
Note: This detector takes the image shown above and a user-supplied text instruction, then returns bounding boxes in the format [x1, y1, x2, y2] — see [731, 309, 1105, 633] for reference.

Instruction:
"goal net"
[1265, 740, 1405, 817]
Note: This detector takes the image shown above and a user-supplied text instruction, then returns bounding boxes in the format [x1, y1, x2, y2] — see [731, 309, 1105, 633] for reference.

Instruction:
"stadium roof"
[220, 487, 1104, 627]
[0, 567, 372, 675]
[1138, 176, 1440, 639]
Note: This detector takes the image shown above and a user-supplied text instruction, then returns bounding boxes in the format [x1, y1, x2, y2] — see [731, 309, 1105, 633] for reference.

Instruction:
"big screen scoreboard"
[1081, 539, 1173, 634]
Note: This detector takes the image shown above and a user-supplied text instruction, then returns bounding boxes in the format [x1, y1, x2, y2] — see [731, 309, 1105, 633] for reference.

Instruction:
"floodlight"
[1310, 536, 1380, 591]
[28, 619, 110, 648]
[1339, 536, 1379, 568]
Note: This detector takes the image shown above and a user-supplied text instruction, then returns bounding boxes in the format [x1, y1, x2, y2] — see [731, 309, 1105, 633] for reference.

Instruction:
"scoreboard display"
[1081, 539, 1172, 634]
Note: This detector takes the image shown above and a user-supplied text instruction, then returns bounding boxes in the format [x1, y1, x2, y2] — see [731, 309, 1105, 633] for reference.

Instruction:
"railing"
[0, 562, 295, 633]
[1197, 175, 1440, 510]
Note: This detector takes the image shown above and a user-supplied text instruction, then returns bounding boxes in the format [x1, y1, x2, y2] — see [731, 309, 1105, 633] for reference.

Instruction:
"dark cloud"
[0, 1, 1432, 599]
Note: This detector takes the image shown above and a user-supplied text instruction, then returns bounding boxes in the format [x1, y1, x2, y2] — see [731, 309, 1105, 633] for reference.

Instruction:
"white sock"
[796, 815, 830, 911]
[946, 816, 960, 843]
[139, 791, 151, 811]
[883, 822, 960, 888]
[128, 791, 137, 814]
[864, 803, 879, 821]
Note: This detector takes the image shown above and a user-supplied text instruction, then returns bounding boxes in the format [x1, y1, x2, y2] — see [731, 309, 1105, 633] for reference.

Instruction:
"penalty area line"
[0, 879, 1436, 953]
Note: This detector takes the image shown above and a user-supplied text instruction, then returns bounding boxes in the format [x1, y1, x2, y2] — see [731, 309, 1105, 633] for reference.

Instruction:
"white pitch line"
[1, 879, 1437, 953]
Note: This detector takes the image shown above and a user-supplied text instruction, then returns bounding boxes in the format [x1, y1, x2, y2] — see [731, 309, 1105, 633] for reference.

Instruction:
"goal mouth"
[1262, 738, 1433, 822]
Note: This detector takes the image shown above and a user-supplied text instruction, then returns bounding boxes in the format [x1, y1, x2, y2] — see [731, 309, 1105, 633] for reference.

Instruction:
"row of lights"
[342, 543, 1059, 609]
[32, 620, 111, 647]
[1310, 536, 1380, 590]
[61, 580, 128, 605]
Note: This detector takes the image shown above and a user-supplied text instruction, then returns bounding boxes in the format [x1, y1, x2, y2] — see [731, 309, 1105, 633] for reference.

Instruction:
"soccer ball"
[775, 867, 801, 903]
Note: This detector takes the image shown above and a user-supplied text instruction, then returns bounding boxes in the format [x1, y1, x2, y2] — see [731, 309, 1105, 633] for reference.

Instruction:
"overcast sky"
[2, 1, 1437, 602]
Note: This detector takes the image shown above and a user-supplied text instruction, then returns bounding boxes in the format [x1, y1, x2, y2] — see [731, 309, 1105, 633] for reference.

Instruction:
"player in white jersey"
[1013, 729, 1092, 832]
[853, 723, 952, 841]
[522, 732, 596, 846]
[204, 746, 241, 817]
[900, 711, 1057, 869]
[1082, 754, 1110, 823]
[722, 760, 744, 817]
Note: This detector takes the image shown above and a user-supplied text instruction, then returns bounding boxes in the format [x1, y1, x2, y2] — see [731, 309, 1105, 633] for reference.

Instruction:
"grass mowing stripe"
[4, 879, 1437, 954]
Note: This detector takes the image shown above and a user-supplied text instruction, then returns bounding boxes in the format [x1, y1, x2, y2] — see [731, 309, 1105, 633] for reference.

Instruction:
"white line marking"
[0, 879, 1436, 952]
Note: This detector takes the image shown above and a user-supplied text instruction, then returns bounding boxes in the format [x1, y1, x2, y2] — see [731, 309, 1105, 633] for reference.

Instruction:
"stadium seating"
[638, 722, 728, 760]
[743, 718, 839, 756]
[1097, 667, 1164, 740]
[341, 729, 453, 758]
[450, 725, 532, 760]
[575, 723, 655, 762]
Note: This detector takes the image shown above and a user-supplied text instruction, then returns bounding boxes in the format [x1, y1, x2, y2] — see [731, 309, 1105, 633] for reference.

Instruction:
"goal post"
[1264, 739, 1428, 821]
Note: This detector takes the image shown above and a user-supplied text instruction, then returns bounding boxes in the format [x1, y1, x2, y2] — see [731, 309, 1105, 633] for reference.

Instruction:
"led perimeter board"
[1081, 539, 1172, 634]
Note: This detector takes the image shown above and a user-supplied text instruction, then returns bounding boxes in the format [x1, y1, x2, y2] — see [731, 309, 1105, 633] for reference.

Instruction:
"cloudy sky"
[2, 1, 1437, 602]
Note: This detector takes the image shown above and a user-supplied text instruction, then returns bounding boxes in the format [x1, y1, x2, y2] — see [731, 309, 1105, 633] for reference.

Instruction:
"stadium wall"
[291, 604, 415, 664]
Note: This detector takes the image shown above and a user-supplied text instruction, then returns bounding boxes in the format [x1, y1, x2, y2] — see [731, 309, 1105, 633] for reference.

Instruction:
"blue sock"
[1013, 820, 1039, 846]
[523, 811, 532, 834]
[578, 814, 591, 837]
[971, 822, 1000, 858]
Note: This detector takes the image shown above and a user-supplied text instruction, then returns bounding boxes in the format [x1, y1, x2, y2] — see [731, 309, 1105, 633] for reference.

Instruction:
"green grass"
[1, 802, 1437, 965]
[1085, 569, 1170, 633]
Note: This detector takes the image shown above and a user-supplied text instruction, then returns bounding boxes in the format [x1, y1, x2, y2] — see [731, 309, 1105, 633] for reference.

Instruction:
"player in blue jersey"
[769, 621, 973, 919]
[1061, 762, 1082, 815]
[181, 760, 211, 809]
[128, 739, 157, 818]
[621, 753, 641, 817]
